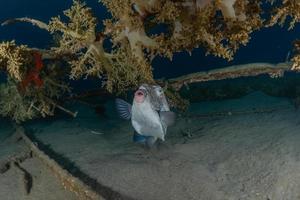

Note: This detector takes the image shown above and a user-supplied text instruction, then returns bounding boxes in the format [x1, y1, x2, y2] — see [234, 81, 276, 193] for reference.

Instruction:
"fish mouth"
[134, 89, 147, 103]
[136, 90, 144, 96]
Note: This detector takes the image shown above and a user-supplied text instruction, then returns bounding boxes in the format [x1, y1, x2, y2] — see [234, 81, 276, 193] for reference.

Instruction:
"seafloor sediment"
[1, 91, 295, 200]
[0, 124, 78, 200]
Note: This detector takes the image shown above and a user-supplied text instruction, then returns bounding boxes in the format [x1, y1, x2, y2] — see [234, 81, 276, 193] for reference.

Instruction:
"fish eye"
[156, 88, 162, 94]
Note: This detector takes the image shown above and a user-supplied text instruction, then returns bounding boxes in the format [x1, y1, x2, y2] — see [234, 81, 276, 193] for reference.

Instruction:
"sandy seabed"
[1, 91, 300, 200]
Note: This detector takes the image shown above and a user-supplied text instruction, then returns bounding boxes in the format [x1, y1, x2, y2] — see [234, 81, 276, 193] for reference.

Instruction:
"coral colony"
[0, 0, 299, 122]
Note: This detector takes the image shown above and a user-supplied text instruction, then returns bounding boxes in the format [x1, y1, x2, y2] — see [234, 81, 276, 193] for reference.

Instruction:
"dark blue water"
[0, 0, 299, 80]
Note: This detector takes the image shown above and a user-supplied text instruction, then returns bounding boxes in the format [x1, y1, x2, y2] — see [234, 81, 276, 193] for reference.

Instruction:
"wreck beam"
[167, 62, 293, 91]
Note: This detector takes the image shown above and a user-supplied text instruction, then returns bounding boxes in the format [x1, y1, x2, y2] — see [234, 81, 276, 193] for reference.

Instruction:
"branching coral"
[105, 45, 154, 92]
[0, 41, 71, 122]
[0, 41, 32, 81]
[291, 40, 300, 71]
[69, 37, 153, 92]
[3, 0, 300, 121]
[146, 0, 264, 60]
[2, 0, 266, 92]
[24, 62, 71, 118]
[220, 0, 263, 54]
[164, 88, 190, 112]
[0, 62, 71, 122]
[48, 0, 97, 54]
[3, 0, 155, 93]
[101, 0, 160, 62]
[268, 0, 300, 30]
[0, 80, 36, 123]
[267, 0, 300, 70]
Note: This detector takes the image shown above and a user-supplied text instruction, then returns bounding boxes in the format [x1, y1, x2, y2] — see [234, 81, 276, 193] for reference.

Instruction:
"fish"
[116, 84, 176, 147]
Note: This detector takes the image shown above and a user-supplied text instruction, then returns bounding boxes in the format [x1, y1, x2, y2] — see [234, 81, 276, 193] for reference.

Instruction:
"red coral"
[33, 51, 43, 71]
[19, 52, 44, 91]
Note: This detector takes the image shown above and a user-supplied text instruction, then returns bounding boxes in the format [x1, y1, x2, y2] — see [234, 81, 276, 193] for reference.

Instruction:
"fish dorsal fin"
[115, 98, 132, 120]
[160, 111, 176, 127]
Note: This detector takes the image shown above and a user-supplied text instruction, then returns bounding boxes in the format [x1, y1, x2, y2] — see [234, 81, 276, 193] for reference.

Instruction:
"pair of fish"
[116, 84, 176, 147]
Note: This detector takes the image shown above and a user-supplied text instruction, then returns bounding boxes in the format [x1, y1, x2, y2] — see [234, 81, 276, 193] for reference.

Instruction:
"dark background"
[0, 0, 299, 79]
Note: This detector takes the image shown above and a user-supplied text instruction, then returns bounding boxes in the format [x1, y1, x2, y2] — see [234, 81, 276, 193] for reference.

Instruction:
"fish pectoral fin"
[115, 98, 132, 120]
[133, 132, 147, 143]
[160, 111, 176, 126]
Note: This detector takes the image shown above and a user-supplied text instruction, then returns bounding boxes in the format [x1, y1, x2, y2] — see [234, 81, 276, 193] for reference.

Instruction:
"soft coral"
[19, 51, 44, 91]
